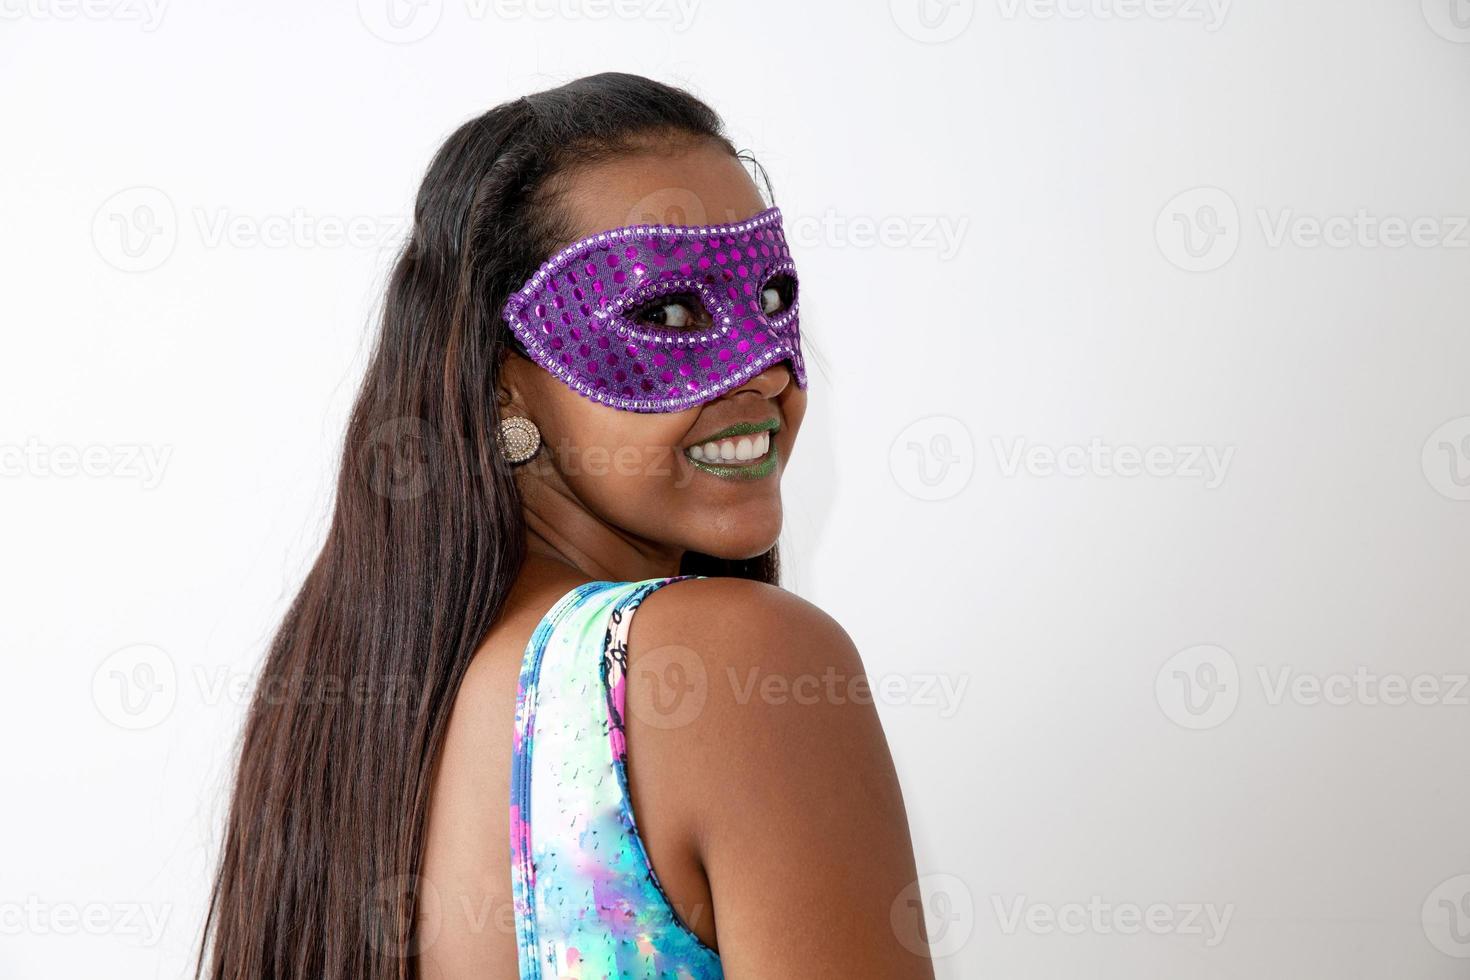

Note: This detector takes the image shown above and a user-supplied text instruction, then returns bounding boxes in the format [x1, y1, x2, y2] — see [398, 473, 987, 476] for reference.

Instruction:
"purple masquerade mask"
[501, 205, 806, 413]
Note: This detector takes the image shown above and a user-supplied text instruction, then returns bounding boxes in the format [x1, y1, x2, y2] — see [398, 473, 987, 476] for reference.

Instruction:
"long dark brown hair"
[199, 72, 779, 979]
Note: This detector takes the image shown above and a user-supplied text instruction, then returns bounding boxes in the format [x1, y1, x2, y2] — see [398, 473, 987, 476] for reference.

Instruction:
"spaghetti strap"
[510, 575, 722, 980]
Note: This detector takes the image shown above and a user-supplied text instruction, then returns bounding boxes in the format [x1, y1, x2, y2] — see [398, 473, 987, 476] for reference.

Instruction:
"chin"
[688, 526, 781, 562]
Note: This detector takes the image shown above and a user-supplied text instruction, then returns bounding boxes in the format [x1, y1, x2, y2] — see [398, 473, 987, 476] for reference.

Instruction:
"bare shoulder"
[626, 576, 935, 978]
[626, 574, 886, 806]
[632, 574, 863, 680]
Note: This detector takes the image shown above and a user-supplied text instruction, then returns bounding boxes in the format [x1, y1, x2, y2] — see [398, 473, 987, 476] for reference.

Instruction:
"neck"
[518, 476, 684, 582]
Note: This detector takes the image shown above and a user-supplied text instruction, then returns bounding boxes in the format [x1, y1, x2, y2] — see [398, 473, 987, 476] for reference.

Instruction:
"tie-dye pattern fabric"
[510, 576, 722, 980]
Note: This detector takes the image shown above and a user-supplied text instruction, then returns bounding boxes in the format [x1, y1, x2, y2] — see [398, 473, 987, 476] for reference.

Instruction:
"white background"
[4, 1, 1470, 977]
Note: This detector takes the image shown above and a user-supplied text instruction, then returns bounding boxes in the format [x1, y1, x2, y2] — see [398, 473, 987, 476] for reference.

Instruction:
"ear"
[495, 350, 535, 418]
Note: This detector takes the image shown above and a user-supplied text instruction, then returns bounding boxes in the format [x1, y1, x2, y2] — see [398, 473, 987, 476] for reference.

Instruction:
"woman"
[201, 72, 933, 979]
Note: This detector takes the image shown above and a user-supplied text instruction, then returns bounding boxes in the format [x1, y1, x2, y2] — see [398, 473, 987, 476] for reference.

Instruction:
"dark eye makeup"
[627, 272, 797, 331]
[628, 290, 713, 331]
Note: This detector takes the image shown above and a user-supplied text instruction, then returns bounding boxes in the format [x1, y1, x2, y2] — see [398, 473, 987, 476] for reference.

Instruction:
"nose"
[729, 359, 793, 400]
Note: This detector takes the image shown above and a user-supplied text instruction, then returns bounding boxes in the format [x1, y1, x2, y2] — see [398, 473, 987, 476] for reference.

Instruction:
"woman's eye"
[760, 273, 796, 316]
[631, 292, 710, 330]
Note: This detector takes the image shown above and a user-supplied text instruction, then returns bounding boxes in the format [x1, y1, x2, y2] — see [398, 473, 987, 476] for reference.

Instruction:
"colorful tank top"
[510, 576, 723, 980]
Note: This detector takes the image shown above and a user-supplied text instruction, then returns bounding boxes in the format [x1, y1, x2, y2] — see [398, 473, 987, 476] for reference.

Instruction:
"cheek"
[540, 391, 692, 497]
[784, 386, 809, 431]
[775, 386, 808, 455]
[568, 438, 681, 493]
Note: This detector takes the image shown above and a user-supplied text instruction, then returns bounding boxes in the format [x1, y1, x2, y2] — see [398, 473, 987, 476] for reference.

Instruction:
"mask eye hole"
[627, 289, 713, 331]
[760, 272, 797, 317]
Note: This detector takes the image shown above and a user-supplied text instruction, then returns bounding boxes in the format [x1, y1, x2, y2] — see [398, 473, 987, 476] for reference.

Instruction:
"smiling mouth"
[683, 420, 780, 479]
[686, 429, 772, 464]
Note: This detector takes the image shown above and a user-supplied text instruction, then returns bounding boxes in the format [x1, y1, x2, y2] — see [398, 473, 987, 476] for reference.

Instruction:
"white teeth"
[686, 429, 773, 464]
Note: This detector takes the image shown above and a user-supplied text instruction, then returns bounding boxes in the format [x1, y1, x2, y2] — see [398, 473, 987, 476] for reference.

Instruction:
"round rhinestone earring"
[498, 415, 541, 464]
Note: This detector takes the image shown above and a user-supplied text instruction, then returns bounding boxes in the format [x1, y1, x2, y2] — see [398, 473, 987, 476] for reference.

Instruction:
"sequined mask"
[501, 206, 806, 413]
